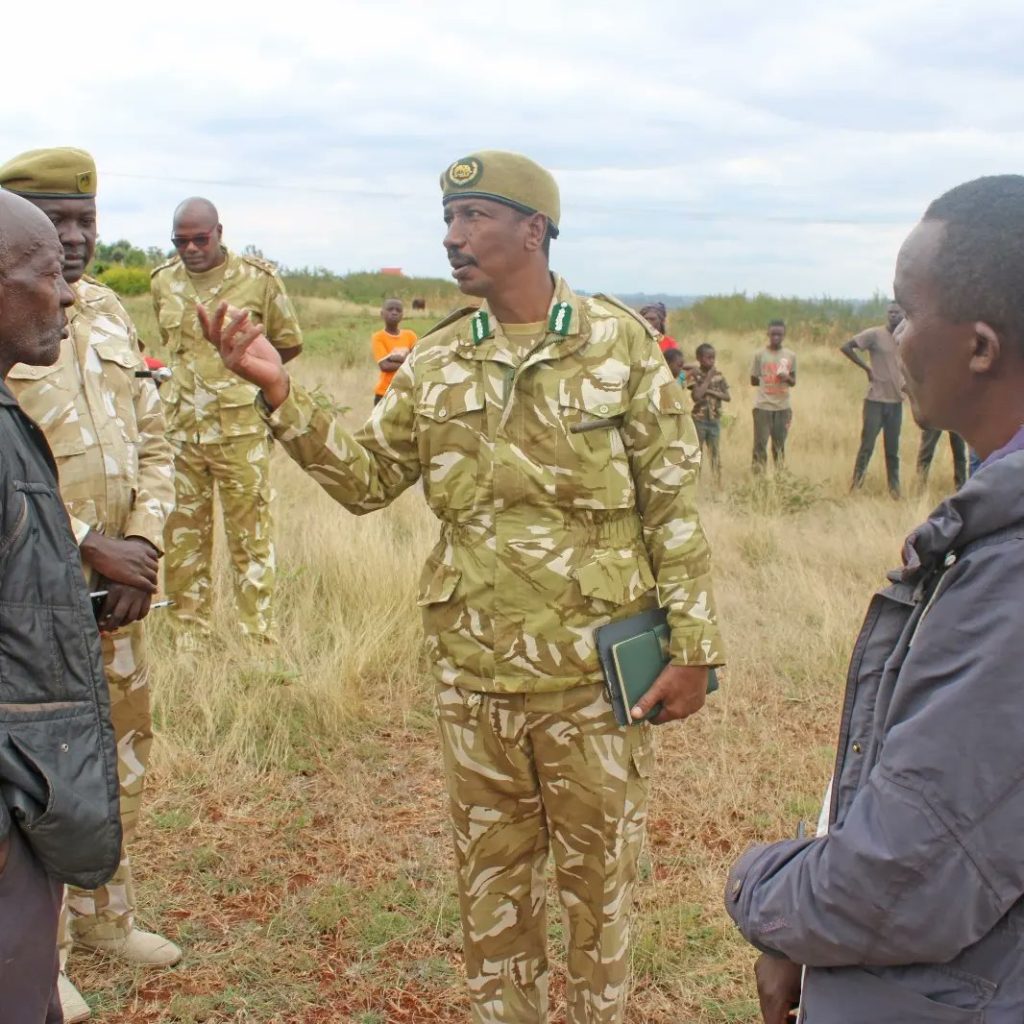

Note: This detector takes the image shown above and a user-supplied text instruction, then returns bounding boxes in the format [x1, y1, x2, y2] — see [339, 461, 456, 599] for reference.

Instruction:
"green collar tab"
[548, 301, 572, 336]
[470, 310, 491, 345]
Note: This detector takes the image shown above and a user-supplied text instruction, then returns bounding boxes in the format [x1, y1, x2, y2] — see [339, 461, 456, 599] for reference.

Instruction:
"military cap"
[0, 147, 97, 198]
[441, 150, 560, 236]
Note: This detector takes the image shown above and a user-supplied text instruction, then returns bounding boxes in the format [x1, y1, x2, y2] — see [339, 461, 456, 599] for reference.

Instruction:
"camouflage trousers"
[164, 435, 276, 642]
[435, 682, 653, 1024]
[60, 622, 152, 958]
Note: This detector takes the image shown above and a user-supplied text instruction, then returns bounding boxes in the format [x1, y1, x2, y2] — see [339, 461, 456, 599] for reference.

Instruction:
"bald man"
[0, 144, 180, 1021]
[151, 198, 302, 647]
[0, 191, 121, 1024]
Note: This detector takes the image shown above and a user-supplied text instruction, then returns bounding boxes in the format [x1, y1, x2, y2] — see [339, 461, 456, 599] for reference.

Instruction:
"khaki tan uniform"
[261, 277, 723, 1024]
[7, 276, 175, 952]
[151, 249, 302, 642]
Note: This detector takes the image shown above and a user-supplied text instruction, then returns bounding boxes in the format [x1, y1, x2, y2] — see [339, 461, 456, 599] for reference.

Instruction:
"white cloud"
[6, 0, 1024, 295]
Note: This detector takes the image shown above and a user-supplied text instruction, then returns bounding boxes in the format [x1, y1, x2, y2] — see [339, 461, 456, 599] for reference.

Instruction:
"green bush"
[96, 265, 151, 296]
[282, 267, 460, 307]
[672, 291, 891, 341]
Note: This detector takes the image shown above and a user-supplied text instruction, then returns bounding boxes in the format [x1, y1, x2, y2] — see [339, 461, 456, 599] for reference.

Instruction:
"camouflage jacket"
[264, 276, 723, 693]
[151, 249, 302, 443]
[7, 277, 175, 558]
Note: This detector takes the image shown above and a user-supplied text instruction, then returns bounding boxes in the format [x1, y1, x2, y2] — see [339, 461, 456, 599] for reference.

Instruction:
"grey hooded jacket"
[0, 382, 121, 889]
[727, 447, 1024, 1023]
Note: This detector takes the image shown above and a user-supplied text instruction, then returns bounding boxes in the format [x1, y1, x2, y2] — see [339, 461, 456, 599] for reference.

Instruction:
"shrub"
[96, 266, 151, 296]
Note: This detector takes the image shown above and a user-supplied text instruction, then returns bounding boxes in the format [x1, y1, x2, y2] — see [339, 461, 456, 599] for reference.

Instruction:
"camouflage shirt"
[151, 249, 302, 443]
[687, 367, 731, 421]
[7, 277, 176, 554]
[264, 276, 723, 693]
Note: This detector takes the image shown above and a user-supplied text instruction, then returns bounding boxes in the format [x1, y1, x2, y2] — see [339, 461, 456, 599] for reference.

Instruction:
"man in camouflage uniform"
[0, 148, 179, 1021]
[201, 151, 723, 1024]
[151, 198, 302, 645]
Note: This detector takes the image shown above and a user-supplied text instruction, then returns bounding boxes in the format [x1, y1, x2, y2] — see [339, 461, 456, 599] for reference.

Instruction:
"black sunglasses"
[171, 234, 213, 249]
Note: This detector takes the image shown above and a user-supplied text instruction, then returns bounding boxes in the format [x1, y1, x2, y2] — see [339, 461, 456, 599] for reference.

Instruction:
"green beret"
[440, 150, 560, 236]
[0, 147, 97, 199]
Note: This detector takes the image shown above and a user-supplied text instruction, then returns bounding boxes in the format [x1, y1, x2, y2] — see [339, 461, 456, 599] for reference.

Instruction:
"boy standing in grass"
[688, 343, 730, 483]
[371, 298, 416, 406]
[750, 319, 796, 471]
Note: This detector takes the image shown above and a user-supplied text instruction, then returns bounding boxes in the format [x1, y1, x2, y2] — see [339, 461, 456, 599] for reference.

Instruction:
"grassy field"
[68, 297, 965, 1023]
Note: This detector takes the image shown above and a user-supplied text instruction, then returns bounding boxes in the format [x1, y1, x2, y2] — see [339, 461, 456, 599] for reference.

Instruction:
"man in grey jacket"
[727, 174, 1024, 1024]
[0, 192, 122, 1021]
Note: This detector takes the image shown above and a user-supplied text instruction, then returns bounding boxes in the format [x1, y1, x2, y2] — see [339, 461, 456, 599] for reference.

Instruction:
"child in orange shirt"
[372, 299, 417, 405]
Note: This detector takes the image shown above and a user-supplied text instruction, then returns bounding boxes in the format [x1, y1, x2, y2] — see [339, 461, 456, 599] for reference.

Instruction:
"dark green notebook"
[595, 608, 719, 727]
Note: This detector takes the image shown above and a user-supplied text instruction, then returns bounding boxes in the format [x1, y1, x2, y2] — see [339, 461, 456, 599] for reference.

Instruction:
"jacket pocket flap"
[6, 361, 62, 381]
[576, 550, 656, 605]
[216, 380, 260, 409]
[417, 562, 462, 606]
[0, 701, 121, 890]
[557, 378, 628, 418]
[417, 382, 485, 423]
[93, 339, 143, 370]
[654, 380, 689, 416]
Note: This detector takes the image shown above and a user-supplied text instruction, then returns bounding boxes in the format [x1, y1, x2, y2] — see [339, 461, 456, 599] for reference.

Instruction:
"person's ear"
[522, 212, 548, 253]
[969, 321, 1001, 374]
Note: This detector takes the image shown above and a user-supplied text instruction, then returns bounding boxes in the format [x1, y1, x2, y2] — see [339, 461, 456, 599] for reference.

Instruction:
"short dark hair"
[768, 319, 785, 329]
[923, 175, 1024, 347]
[696, 342, 715, 358]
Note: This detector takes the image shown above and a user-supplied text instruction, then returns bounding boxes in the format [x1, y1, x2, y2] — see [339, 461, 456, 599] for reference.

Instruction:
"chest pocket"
[555, 380, 634, 509]
[6, 361, 86, 459]
[94, 340, 143, 444]
[157, 304, 187, 354]
[415, 380, 486, 511]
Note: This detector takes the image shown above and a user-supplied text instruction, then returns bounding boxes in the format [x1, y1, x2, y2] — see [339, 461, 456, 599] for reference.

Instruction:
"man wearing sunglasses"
[151, 198, 302, 648]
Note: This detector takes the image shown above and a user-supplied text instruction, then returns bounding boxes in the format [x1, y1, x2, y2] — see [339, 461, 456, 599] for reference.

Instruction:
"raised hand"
[197, 302, 291, 410]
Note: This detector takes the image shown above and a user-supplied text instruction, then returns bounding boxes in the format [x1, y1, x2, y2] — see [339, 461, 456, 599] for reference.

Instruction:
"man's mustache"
[447, 251, 477, 269]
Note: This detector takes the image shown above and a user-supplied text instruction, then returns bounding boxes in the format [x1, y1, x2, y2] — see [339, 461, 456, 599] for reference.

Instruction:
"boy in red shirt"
[371, 298, 417, 405]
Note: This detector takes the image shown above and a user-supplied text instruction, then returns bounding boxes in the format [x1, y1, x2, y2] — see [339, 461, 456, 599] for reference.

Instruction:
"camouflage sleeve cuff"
[124, 516, 166, 555]
[69, 515, 92, 547]
[259, 384, 314, 435]
[668, 617, 725, 667]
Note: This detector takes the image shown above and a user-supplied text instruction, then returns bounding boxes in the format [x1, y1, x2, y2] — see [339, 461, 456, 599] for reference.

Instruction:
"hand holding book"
[630, 663, 709, 724]
[595, 608, 721, 727]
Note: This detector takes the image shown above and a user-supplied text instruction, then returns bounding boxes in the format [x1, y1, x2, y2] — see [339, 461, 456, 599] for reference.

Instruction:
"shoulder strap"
[591, 293, 661, 342]
[418, 305, 480, 341]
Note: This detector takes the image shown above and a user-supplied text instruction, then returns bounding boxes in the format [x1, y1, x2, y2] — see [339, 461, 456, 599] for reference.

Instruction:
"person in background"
[750, 319, 796, 471]
[151, 197, 303, 648]
[371, 297, 417, 406]
[841, 303, 905, 498]
[688, 342, 730, 484]
[664, 346, 686, 385]
[640, 301, 679, 353]
[916, 428, 968, 491]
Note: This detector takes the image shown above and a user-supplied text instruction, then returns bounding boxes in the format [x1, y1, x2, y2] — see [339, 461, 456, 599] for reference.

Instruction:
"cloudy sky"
[7, 0, 1024, 297]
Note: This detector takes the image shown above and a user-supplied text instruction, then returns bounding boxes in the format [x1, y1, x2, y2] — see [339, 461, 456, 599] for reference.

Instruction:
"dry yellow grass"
[73, 305, 964, 1022]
